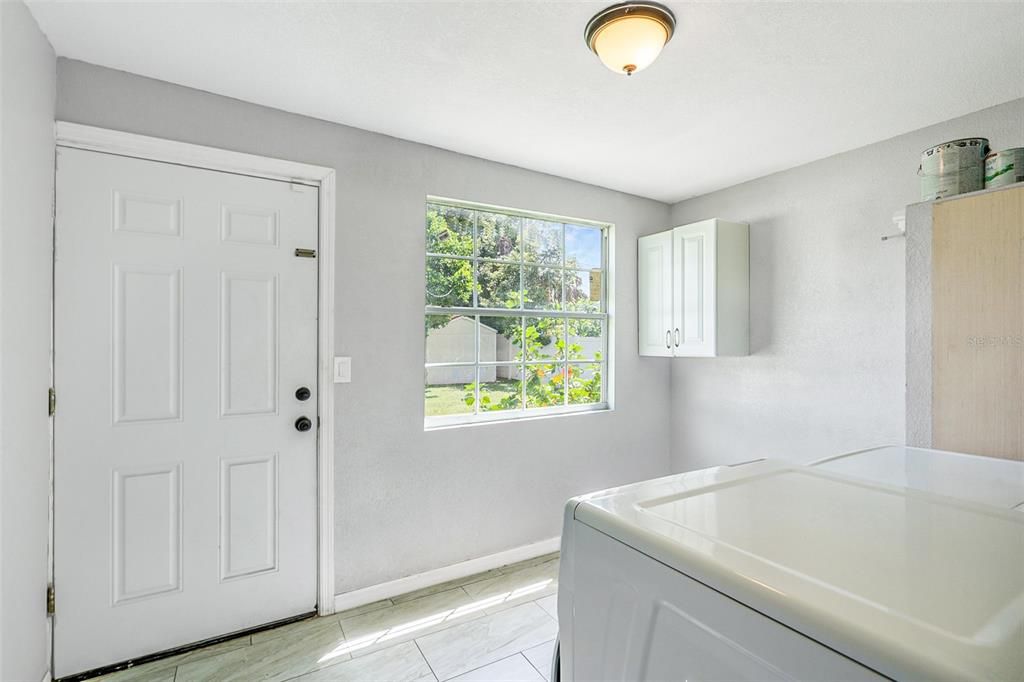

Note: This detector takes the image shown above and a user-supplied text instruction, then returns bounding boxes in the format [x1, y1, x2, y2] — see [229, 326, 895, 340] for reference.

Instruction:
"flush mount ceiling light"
[585, 2, 676, 76]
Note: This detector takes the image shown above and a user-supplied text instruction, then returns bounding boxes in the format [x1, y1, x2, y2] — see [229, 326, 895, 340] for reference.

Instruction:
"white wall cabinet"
[638, 229, 675, 356]
[638, 219, 749, 357]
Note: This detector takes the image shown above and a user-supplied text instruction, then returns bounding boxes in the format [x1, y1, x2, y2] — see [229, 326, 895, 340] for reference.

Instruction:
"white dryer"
[555, 446, 1024, 681]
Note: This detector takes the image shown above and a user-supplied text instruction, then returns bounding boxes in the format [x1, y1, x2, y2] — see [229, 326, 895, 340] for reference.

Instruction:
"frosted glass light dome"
[585, 3, 676, 76]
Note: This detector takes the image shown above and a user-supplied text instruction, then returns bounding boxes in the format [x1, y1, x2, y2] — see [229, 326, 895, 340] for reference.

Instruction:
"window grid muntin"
[426, 200, 608, 423]
[426, 360, 601, 367]
[425, 306, 604, 321]
[426, 255, 602, 314]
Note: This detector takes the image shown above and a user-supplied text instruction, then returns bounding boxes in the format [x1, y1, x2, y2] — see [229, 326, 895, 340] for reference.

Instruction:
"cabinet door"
[932, 186, 1024, 460]
[638, 231, 674, 356]
[673, 221, 717, 356]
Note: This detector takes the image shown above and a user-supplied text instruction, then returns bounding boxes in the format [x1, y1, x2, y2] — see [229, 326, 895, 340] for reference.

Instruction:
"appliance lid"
[573, 457, 1024, 681]
[812, 445, 1024, 510]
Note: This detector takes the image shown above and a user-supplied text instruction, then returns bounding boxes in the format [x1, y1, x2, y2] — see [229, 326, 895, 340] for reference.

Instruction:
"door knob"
[295, 386, 311, 401]
[295, 416, 313, 432]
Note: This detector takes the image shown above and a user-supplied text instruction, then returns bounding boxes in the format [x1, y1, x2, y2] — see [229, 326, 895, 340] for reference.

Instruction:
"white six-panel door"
[53, 148, 319, 677]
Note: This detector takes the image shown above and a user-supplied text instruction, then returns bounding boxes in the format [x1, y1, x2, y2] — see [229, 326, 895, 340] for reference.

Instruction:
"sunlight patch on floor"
[319, 578, 554, 662]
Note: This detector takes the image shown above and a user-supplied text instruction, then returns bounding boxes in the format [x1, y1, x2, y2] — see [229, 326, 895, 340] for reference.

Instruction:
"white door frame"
[52, 122, 337, 617]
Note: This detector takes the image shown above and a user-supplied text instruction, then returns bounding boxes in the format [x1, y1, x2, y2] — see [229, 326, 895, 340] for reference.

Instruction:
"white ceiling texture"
[28, 1, 1024, 203]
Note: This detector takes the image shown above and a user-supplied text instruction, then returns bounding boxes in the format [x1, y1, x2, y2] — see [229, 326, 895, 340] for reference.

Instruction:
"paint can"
[919, 137, 988, 201]
[984, 148, 1024, 189]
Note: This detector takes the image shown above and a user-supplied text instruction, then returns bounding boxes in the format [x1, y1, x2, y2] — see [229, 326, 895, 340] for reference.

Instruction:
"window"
[424, 199, 610, 426]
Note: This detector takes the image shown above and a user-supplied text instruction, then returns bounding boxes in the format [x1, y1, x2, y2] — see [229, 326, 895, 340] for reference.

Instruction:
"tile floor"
[92, 553, 560, 682]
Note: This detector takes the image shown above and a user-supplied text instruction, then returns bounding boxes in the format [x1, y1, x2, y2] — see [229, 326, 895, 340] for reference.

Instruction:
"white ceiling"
[28, 1, 1024, 203]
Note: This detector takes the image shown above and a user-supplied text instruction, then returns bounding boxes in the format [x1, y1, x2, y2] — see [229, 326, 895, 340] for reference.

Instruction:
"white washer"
[556, 446, 1024, 681]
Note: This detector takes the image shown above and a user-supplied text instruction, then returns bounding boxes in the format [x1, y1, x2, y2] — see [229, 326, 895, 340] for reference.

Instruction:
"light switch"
[333, 356, 351, 383]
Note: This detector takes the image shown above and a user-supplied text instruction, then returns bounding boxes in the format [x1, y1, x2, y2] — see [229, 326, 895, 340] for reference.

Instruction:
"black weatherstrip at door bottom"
[57, 610, 318, 682]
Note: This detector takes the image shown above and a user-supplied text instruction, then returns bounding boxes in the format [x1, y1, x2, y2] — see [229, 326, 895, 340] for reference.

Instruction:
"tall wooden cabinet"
[907, 184, 1024, 460]
[638, 219, 749, 357]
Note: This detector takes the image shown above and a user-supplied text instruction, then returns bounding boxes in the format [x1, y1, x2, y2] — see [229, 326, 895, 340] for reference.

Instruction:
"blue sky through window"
[565, 224, 602, 270]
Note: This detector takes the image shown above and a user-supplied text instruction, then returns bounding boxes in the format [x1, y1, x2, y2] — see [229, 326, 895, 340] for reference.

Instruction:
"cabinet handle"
[665, 331, 672, 349]
[674, 328, 680, 347]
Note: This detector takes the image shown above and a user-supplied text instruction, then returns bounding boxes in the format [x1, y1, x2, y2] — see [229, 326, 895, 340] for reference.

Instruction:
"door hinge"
[48, 388, 56, 416]
[47, 584, 55, 615]
[294, 248, 317, 259]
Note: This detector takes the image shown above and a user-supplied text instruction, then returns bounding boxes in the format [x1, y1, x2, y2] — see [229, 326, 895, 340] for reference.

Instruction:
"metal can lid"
[921, 138, 990, 157]
[985, 147, 1024, 160]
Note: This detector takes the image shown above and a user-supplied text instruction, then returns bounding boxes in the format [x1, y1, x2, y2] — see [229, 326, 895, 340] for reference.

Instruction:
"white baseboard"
[333, 536, 560, 613]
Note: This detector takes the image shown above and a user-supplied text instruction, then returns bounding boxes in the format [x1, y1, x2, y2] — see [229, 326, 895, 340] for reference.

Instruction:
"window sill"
[424, 403, 611, 431]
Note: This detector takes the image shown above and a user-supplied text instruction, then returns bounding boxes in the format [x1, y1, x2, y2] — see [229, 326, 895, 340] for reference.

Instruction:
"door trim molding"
[54, 122, 338, 615]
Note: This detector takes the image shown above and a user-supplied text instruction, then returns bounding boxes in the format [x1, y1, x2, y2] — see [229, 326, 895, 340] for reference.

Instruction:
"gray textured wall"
[51, 54, 1024, 600]
[905, 200, 934, 448]
[0, 3, 55, 679]
[56, 59, 673, 594]
[667, 98, 1024, 472]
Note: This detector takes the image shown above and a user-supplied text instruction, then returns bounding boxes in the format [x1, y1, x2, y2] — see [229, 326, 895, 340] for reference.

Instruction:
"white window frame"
[424, 196, 613, 429]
